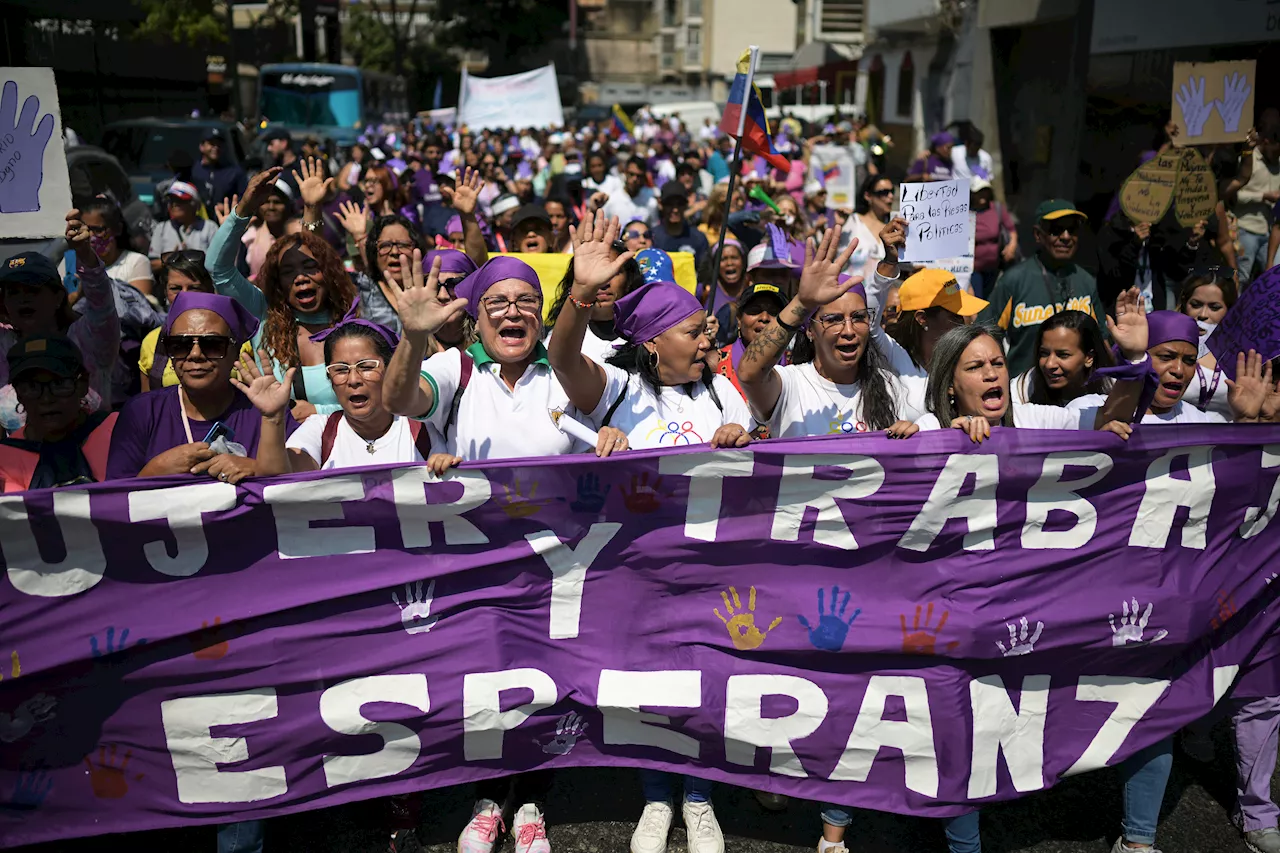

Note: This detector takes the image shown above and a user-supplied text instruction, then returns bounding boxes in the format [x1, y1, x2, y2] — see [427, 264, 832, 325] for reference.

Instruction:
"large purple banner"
[2, 428, 1280, 846]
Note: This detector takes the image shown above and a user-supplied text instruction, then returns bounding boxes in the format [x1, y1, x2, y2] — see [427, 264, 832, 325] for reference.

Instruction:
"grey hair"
[924, 323, 1015, 428]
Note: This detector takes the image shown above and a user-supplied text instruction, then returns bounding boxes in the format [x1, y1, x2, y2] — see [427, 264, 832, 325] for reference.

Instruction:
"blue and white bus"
[257, 63, 408, 146]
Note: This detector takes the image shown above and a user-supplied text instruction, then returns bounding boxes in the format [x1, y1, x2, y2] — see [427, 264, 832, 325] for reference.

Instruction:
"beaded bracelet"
[569, 294, 596, 310]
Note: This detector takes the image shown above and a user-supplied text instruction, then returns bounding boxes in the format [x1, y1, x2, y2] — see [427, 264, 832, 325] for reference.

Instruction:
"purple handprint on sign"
[0, 80, 57, 214]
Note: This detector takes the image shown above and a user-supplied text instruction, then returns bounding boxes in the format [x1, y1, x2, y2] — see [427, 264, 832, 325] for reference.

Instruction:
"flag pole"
[706, 45, 760, 315]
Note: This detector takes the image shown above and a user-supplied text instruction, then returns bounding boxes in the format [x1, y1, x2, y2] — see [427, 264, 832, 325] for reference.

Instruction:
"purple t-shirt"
[105, 385, 299, 480]
[910, 154, 954, 181]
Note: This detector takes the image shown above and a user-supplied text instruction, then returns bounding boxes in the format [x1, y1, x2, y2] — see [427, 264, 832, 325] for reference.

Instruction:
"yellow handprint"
[715, 586, 783, 651]
[1, 651, 17, 681]
[500, 476, 552, 518]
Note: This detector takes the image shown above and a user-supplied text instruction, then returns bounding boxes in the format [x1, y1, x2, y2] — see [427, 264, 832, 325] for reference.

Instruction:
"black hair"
[893, 305, 954, 369]
[1178, 270, 1238, 312]
[854, 172, 893, 215]
[1026, 310, 1114, 405]
[606, 340, 718, 396]
[159, 254, 215, 306]
[544, 254, 643, 331]
[925, 324, 1015, 428]
[365, 214, 424, 285]
[322, 321, 395, 366]
[423, 134, 446, 151]
[676, 162, 697, 178]
[790, 326, 901, 430]
[80, 195, 132, 254]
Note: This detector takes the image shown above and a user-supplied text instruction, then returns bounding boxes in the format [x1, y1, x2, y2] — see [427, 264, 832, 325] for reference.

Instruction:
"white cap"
[970, 176, 992, 193]
[804, 180, 825, 197]
[491, 194, 520, 216]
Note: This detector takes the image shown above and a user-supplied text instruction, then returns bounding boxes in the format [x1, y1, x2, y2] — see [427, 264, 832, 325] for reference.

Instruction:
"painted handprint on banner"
[0, 693, 56, 744]
[1175, 76, 1215, 138]
[797, 585, 861, 651]
[0, 80, 57, 213]
[500, 476, 551, 518]
[901, 603, 959, 655]
[84, 745, 142, 799]
[541, 711, 586, 755]
[392, 579, 440, 635]
[89, 626, 146, 658]
[1108, 598, 1169, 647]
[569, 473, 610, 513]
[1, 650, 17, 680]
[191, 617, 233, 661]
[10, 767, 52, 808]
[621, 473, 667, 514]
[1214, 71, 1252, 134]
[715, 585, 783, 651]
[995, 617, 1044, 657]
[1210, 590, 1238, 630]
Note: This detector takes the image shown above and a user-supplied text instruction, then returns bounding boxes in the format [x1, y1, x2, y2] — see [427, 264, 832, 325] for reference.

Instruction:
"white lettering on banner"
[658, 451, 756, 542]
[770, 455, 885, 549]
[829, 675, 939, 798]
[1128, 446, 1216, 549]
[0, 490, 105, 598]
[526, 523, 623, 640]
[263, 475, 374, 559]
[160, 689, 287, 804]
[1240, 445, 1280, 539]
[1022, 452, 1114, 549]
[392, 467, 491, 548]
[724, 674, 829, 778]
[1063, 676, 1171, 776]
[899, 455, 999, 552]
[128, 482, 236, 577]
[597, 670, 702, 758]
[1213, 665, 1241, 705]
[463, 669, 557, 760]
[320, 675, 431, 787]
[968, 675, 1050, 798]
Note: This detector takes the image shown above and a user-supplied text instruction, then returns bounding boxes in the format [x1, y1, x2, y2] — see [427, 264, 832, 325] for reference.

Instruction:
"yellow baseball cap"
[898, 268, 989, 316]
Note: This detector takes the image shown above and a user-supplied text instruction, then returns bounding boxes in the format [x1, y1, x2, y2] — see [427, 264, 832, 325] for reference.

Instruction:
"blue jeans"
[1238, 228, 1270, 285]
[217, 820, 264, 853]
[639, 769, 712, 804]
[821, 805, 980, 853]
[1118, 736, 1173, 845]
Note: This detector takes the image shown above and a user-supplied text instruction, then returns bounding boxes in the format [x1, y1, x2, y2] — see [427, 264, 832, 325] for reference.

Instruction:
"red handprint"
[900, 603, 959, 655]
[84, 745, 142, 799]
[1210, 590, 1238, 630]
[621, 473, 666, 514]
[191, 617, 233, 660]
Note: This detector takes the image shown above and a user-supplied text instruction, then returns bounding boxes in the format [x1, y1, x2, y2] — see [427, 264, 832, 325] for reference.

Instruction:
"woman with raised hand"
[550, 210, 753, 457]
[736, 223, 921, 439]
[543, 246, 643, 364]
[208, 165, 358, 421]
[1011, 310, 1115, 406]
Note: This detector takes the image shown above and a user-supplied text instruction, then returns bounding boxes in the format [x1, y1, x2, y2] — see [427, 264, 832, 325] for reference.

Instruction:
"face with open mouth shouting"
[279, 244, 328, 316]
[810, 291, 872, 378]
[648, 310, 712, 386]
[516, 222, 552, 254]
[950, 334, 1010, 423]
[1149, 340, 1198, 410]
[476, 279, 544, 364]
[2, 280, 64, 335]
[328, 336, 388, 422]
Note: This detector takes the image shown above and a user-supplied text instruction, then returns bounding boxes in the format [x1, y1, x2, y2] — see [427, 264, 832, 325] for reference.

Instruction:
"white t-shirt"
[759, 362, 923, 438]
[59, 250, 152, 287]
[602, 188, 659, 228]
[865, 269, 926, 380]
[544, 325, 621, 365]
[1071, 393, 1228, 425]
[914, 401, 1086, 431]
[587, 362, 752, 449]
[583, 174, 624, 199]
[951, 145, 994, 181]
[1186, 364, 1233, 420]
[287, 413, 425, 469]
[418, 345, 587, 461]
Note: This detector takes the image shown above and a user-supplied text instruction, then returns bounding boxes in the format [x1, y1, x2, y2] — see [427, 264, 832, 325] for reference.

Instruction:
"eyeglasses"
[1040, 220, 1080, 237]
[326, 359, 384, 383]
[162, 250, 206, 265]
[480, 295, 542, 317]
[376, 239, 416, 256]
[624, 230, 652, 241]
[164, 334, 233, 360]
[13, 377, 78, 399]
[360, 178, 382, 188]
[816, 309, 874, 330]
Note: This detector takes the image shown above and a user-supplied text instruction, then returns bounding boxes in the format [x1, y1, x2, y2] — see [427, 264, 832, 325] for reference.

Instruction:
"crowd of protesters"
[2, 103, 1279, 853]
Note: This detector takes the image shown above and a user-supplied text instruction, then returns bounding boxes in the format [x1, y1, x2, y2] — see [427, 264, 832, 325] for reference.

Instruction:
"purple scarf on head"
[310, 317, 399, 350]
[455, 256, 541, 318]
[614, 281, 703, 344]
[165, 292, 260, 342]
[424, 249, 478, 277]
[308, 296, 361, 342]
[1096, 310, 1199, 421]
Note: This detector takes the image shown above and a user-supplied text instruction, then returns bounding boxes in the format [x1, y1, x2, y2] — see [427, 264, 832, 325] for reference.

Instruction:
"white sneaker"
[458, 799, 504, 853]
[682, 800, 725, 853]
[816, 842, 849, 853]
[511, 803, 551, 853]
[630, 801, 674, 853]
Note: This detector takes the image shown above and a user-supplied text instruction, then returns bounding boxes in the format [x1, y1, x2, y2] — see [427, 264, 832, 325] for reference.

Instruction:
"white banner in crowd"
[0, 67, 73, 239]
[810, 144, 856, 209]
[898, 179, 971, 263]
[458, 64, 565, 131]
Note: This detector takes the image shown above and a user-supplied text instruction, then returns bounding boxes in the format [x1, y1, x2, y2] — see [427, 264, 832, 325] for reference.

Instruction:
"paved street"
[15, 727, 1277, 853]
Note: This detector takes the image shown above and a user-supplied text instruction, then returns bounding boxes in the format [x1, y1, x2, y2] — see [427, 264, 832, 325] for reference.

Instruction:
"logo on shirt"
[1013, 296, 1094, 328]
[645, 420, 704, 446]
[827, 414, 869, 435]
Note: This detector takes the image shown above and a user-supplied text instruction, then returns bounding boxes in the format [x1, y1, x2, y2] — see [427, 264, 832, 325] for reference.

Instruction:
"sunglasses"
[1040, 220, 1080, 237]
[868, 188, 894, 198]
[13, 376, 79, 399]
[624, 230, 652, 241]
[164, 334, 234, 360]
[162, 249, 206, 265]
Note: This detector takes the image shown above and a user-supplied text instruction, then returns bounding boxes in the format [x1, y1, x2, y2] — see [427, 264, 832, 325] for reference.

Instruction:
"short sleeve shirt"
[286, 413, 425, 469]
[914, 402, 1085, 431]
[587, 362, 752, 449]
[761, 362, 923, 438]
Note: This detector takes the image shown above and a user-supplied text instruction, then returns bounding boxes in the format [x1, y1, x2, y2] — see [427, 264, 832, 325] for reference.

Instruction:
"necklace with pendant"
[365, 436, 378, 454]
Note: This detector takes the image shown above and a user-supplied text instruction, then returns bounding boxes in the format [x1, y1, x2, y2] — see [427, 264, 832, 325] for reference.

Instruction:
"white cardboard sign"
[0, 67, 73, 239]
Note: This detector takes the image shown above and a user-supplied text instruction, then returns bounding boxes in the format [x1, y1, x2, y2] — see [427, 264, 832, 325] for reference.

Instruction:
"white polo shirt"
[287, 413, 425, 469]
[587, 362, 752, 449]
[419, 343, 587, 461]
[759, 362, 924, 438]
[914, 402, 1087, 431]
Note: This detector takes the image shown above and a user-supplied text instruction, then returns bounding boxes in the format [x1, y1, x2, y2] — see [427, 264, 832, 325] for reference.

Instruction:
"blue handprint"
[0, 80, 57, 213]
[797, 585, 861, 651]
[89, 627, 146, 659]
[11, 767, 52, 808]
[569, 473, 610, 513]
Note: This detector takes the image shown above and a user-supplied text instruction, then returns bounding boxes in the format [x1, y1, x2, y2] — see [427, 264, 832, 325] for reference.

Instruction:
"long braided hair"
[256, 231, 356, 369]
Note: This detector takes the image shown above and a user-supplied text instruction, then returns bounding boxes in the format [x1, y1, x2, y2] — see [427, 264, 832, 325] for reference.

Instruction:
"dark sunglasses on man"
[1040, 220, 1080, 237]
[163, 334, 234, 360]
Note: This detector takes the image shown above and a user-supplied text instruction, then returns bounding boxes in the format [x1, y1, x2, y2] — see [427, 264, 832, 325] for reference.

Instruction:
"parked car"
[100, 117, 249, 207]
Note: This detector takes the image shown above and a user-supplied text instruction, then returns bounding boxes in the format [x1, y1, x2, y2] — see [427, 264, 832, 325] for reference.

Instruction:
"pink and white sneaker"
[458, 798, 505, 853]
[511, 803, 552, 853]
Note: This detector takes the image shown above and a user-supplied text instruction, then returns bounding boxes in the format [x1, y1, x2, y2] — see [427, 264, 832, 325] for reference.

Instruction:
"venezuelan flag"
[822, 162, 842, 182]
[718, 49, 789, 173]
[611, 104, 634, 137]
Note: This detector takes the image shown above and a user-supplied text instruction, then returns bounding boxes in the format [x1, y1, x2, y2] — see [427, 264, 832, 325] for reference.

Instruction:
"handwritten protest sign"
[1174, 146, 1218, 227]
[1206, 264, 1280, 380]
[811, 143, 856, 208]
[1119, 150, 1180, 225]
[1172, 60, 1255, 146]
[928, 212, 977, 291]
[0, 67, 73, 239]
[899, 179, 970, 262]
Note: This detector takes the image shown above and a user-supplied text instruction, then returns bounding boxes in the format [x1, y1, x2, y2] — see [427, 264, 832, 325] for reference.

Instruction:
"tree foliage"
[132, 0, 298, 48]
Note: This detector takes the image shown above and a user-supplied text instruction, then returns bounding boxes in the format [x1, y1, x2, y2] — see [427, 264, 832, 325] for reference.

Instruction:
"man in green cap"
[976, 198, 1104, 376]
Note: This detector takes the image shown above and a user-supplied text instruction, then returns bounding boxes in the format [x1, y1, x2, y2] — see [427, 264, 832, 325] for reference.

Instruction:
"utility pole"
[225, 0, 241, 119]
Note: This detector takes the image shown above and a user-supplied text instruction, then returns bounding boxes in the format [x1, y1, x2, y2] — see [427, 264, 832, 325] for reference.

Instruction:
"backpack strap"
[406, 418, 433, 459]
[601, 375, 630, 427]
[291, 364, 309, 402]
[319, 412, 342, 465]
[149, 336, 171, 387]
[443, 352, 474, 436]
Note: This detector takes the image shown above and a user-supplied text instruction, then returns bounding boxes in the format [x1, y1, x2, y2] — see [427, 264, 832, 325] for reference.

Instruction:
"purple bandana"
[614, 281, 703, 344]
[310, 317, 400, 351]
[165, 292, 260, 343]
[1147, 310, 1199, 349]
[454, 256, 541, 319]
[424, 249, 479, 277]
[308, 296, 361, 343]
[445, 214, 463, 235]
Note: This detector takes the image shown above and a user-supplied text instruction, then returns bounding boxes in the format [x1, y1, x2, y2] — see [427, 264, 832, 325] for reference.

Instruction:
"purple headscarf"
[165, 292, 260, 343]
[310, 318, 400, 352]
[424, 249, 479, 277]
[1146, 310, 1199, 349]
[445, 215, 463, 235]
[454, 256, 541, 319]
[614, 281, 703, 344]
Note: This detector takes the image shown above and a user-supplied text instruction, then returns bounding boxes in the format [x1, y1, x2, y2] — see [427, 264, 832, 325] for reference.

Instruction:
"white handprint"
[391, 579, 440, 635]
[1268, 573, 1278, 585]
[1175, 76, 1215, 138]
[995, 616, 1044, 656]
[1108, 598, 1169, 647]
[542, 711, 586, 755]
[1214, 72, 1252, 134]
[0, 693, 56, 743]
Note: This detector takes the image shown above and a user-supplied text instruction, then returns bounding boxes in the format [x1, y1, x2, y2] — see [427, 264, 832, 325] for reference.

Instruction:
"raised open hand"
[236, 167, 285, 218]
[441, 166, 483, 215]
[797, 224, 860, 310]
[0, 80, 56, 213]
[1226, 348, 1272, 422]
[570, 210, 633, 303]
[394, 251, 468, 336]
[230, 348, 294, 420]
[336, 199, 370, 239]
[294, 157, 334, 207]
[1175, 75, 1214, 138]
[1215, 71, 1252, 134]
[1106, 285, 1149, 361]
[214, 194, 239, 224]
